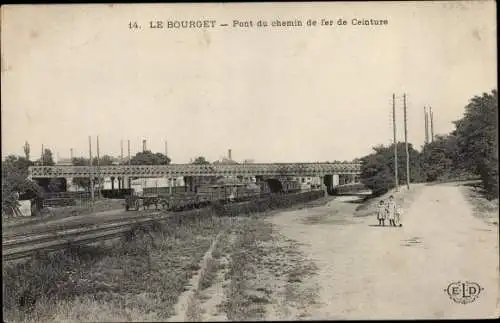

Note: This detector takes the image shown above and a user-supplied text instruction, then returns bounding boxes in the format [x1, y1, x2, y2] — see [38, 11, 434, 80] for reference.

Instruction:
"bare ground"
[186, 216, 323, 321]
[8, 186, 497, 321]
[268, 183, 499, 319]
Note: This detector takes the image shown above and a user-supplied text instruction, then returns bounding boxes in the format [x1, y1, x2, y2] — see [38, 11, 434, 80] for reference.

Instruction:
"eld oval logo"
[444, 281, 484, 304]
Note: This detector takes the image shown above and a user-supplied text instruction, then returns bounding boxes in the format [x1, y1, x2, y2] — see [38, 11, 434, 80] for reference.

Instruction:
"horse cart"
[125, 193, 169, 211]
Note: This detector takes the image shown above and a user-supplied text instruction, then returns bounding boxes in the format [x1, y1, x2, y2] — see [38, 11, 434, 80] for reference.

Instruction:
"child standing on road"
[395, 206, 403, 227]
[386, 195, 397, 226]
[377, 200, 387, 226]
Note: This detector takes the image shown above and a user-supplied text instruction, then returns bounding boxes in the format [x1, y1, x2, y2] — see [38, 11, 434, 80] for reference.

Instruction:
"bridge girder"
[28, 163, 362, 179]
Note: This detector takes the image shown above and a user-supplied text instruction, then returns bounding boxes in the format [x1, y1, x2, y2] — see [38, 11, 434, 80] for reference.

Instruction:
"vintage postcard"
[2, 1, 498, 321]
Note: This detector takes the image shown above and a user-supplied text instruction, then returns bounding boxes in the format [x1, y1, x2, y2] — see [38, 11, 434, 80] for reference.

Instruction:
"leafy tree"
[360, 153, 394, 196]
[360, 142, 423, 196]
[71, 157, 91, 190]
[192, 156, 210, 165]
[72, 157, 89, 167]
[34, 148, 55, 166]
[213, 158, 238, 165]
[3, 155, 33, 178]
[130, 151, 171, 165]
[95, 155, 115, 166]
[454, 90, 498, 197]
[420, 134, 461, 181]
[2, 155, 42, 215]
[23, 141, 30, 160]
[71, 156, 113, 190]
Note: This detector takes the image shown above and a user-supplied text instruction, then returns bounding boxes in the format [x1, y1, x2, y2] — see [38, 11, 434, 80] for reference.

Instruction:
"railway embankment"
[2, 199, 126, 234]
[3, 191, 324, 323]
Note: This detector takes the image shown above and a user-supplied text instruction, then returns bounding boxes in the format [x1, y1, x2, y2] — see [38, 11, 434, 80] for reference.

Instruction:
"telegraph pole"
[165, 139, 172, 194]
[96, 135, 101, 198]
[127, 139, 131, 189]
[392, 93, 399, 191]
[424, 107, 429, 144]
[430, 106, 434, 142]
[403, 94, 410, 190]
[41, 144, 44, 167]
[120, 139, 124, 162]
[89, 136, 94, 202]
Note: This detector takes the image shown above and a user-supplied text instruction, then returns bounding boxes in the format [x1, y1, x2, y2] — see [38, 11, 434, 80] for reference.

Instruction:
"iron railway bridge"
[28, 162, 361, 178]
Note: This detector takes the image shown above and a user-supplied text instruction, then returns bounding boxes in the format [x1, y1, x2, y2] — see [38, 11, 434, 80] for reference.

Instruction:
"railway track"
[2, 198, 254, 262]
[2, 192, 315, 262]
[3, 194, 270, 241]
[2, 211, 175, 262]
[2, 209, 161, 241]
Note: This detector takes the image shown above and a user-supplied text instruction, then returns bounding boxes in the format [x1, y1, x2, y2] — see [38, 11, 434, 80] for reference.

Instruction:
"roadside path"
[269, 184, 499, 319]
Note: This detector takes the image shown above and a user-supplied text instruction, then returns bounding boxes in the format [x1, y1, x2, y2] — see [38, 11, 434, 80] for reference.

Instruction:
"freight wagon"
[124, 179, 295, 212]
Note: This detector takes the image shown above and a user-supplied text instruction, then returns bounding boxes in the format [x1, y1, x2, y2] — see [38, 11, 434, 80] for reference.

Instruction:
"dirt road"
[269, 184, 499, 319]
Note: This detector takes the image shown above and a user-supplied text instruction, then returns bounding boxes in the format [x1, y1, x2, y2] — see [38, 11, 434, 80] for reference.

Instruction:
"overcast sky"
[1, 2, 496, 163]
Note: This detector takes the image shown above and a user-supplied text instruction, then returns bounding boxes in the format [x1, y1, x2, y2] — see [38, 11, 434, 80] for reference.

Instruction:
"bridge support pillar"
[66, 177, 77, 192]
[323, 174, 340, 195]
[333, 174, 339, 187]
[184, 176, 195, 193]
[122, 176, 131, 189]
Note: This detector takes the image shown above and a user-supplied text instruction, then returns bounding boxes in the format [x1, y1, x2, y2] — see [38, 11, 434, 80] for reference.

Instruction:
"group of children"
[376, 195, 403, 227]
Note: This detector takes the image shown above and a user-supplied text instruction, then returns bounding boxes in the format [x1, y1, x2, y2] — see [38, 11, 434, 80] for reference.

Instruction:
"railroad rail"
[2, 211, 171, 261]
[28, 162, 362, 178]
[3, 195, 274, 261]
[2, 209, 158, 241]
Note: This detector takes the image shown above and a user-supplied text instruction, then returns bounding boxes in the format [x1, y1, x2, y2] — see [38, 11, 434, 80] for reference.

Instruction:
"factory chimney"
[142, 139, 147, 152]
[228, 149, 232, 160]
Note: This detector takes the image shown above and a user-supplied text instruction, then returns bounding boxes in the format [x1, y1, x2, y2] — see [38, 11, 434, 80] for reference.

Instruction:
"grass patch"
[3, 215, 231, 322]
[3, 191, 325, 322]
[199, 256, 219, 291]
[460, 182, 499, 225]
[221, 218, 274, 321]
[220, 220, 320, 320]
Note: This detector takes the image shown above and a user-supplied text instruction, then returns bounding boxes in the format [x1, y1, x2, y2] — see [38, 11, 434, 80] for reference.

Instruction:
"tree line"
[359, 89, 498, 199]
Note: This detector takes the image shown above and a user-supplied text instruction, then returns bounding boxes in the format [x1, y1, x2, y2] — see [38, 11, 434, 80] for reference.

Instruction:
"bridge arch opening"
[323, 175, 334, 195]
[33, 177, 67, 193]
[265, 178, 283, 193]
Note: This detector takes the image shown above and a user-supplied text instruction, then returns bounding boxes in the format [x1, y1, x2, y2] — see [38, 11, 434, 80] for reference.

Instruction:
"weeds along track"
[2, 213, 172, 262]
[3, 192, 325, 263]
[2, 197, 252, 242]
[2, 195, 264, 240]
[2, 209, 160, 240]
